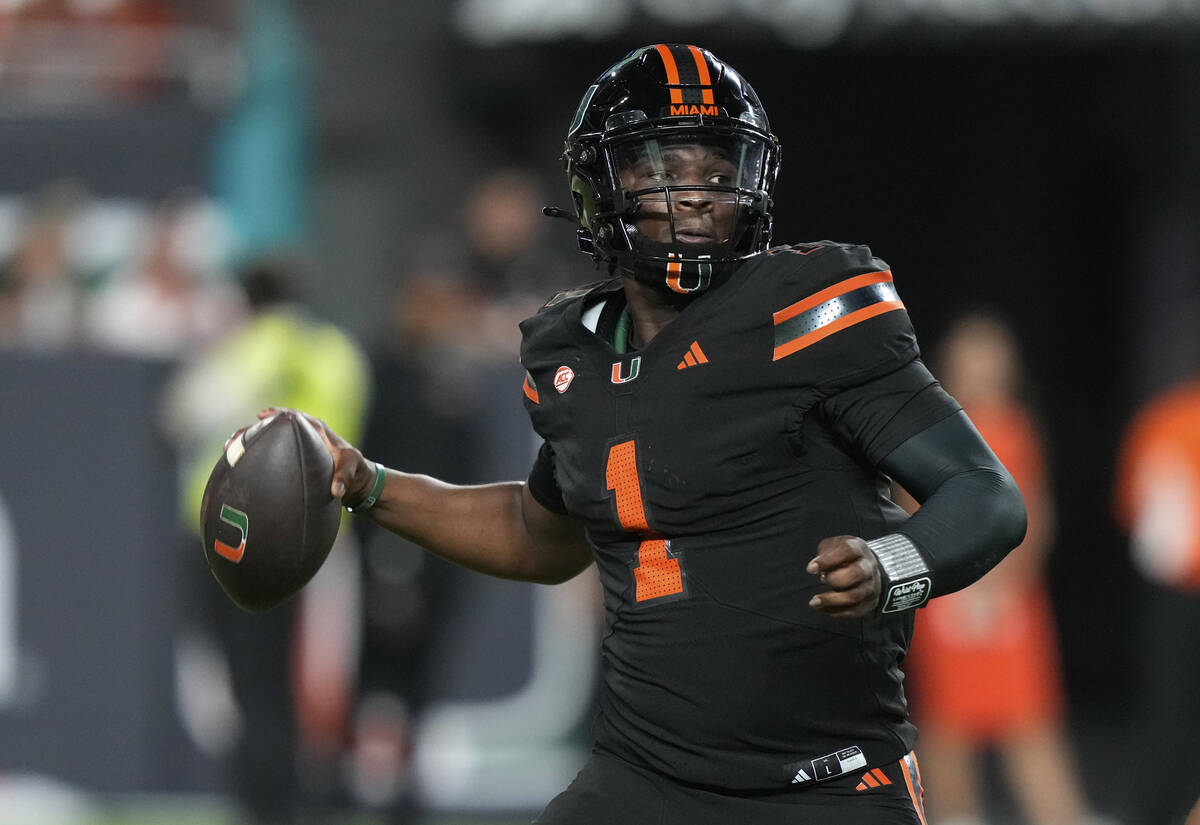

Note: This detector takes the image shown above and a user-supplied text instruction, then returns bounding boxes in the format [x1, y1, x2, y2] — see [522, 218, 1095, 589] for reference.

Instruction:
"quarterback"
[293, 44, 1027, 824]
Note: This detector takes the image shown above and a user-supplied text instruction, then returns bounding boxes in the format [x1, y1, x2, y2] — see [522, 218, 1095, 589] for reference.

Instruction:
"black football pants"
[534, 749, 927, 825]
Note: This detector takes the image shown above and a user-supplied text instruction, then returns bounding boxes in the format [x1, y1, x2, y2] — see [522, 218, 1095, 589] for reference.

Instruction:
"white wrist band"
[867, 533, 932, 614]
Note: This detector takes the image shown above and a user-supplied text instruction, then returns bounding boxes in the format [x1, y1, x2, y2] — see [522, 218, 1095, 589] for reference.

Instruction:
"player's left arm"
[808, 374, 1027, 618]
[769, 252, 1025, 616]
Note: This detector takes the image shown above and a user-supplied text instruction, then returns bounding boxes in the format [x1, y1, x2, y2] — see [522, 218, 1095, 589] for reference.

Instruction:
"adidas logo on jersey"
[676, 340, 709, 370]
[855, 768, 893, 791]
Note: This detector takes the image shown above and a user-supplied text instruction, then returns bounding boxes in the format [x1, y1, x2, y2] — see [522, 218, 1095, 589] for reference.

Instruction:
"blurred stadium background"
[1, 1, 1198, 823]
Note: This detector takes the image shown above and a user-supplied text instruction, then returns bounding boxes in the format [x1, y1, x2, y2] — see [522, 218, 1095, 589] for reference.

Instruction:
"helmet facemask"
[597, 125, 773, 293]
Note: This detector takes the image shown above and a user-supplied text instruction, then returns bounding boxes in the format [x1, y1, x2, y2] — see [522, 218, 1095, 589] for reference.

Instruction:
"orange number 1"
[605, 440, 685, 602]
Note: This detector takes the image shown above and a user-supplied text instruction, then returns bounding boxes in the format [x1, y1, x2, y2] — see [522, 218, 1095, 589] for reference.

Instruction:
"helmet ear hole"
[569, 182, 600, 257]
[570, 177, 598, 230]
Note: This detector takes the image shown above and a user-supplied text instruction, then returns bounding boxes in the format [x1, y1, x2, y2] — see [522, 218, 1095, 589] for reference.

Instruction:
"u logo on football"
[215, 504, 248, 563]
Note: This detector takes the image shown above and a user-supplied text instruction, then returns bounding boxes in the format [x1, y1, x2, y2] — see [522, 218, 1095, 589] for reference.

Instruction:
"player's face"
[617, 141, 740, 245]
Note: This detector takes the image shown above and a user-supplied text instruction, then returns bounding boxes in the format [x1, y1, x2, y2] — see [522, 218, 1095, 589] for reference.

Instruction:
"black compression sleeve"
[879, 410, 1028, 598]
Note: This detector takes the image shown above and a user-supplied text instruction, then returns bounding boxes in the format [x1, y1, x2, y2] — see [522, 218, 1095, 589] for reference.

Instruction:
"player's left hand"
[806, 536, 882, 618]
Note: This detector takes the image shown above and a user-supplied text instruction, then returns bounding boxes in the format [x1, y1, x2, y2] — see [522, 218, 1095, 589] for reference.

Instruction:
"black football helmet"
[557, 44, 780, 294]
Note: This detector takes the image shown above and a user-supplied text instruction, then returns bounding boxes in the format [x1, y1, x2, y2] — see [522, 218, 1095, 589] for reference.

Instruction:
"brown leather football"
[200, 410, 341, 613]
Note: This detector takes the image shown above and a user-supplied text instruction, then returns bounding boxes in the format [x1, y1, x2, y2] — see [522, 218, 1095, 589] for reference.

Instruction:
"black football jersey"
[518, 242, 960, 792]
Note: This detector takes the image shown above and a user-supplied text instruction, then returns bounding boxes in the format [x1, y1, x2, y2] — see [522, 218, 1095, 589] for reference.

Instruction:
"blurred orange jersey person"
[1113, 376, 1200, 825]
[906, 398, 1063, 740]
[900, 313, 1097, 825]
[1113, 379, 1200, 590]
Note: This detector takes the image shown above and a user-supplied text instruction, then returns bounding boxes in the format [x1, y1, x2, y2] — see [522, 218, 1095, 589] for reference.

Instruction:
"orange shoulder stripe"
[772, 269, 904, 361]
[773, 269, 894, 325]
[773, 300, 904, 361]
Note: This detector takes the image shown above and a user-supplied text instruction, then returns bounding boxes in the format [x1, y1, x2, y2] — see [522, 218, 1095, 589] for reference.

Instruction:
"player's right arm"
[266, 408, 594, 585]
[354, 471, 594, 585]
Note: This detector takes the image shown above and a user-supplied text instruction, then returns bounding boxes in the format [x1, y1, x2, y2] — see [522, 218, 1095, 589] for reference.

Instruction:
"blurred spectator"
[347, 264, 487, 822]
[1113, 367, 1200, 825]
[160, 254, 370, 824]
[347, 170, 602, 814]
[454, 166, 577, 362]
[0, 0, 178, 103]
[86, 188, 245, 359]
[343, 184, 583, 813]
[461, 166, 572, 298]
[900, 313, 1103, 825]
[0, 181, 89, 351]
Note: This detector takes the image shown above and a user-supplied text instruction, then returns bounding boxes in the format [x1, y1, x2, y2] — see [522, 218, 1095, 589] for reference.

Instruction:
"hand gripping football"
[200, 410, 341, 613]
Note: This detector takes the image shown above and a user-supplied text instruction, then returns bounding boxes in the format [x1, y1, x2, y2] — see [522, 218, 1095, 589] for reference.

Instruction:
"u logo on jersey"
[611, 356, 642, 384]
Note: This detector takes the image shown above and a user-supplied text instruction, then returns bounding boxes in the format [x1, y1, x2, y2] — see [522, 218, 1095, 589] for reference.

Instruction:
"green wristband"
[347, 462, 387, 514]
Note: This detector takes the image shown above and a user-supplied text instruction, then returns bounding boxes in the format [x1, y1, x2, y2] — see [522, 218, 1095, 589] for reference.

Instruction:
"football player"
[287, 44, 1027, 824]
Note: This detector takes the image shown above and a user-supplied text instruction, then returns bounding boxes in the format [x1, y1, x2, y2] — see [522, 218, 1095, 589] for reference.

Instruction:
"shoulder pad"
[756, 240, 917, 387]
[757, 241, 885, 290]
[520, 277, 621, 370]
[539, 278, 621, 311]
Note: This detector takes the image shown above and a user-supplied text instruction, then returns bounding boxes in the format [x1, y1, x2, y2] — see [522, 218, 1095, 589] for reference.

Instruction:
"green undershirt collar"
[613, 305, 633, 354]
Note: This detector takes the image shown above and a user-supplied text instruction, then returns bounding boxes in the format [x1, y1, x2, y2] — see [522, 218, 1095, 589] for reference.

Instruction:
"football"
[200, 410, 342, 613]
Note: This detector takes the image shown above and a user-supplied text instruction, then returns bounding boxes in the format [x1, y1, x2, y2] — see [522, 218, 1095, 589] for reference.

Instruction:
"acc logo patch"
[554, 366, 575, 394]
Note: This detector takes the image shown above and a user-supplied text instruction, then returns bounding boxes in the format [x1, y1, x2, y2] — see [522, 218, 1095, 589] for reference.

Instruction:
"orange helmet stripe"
[687, 45, 715, 104]
[654, 44, 684, 104]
